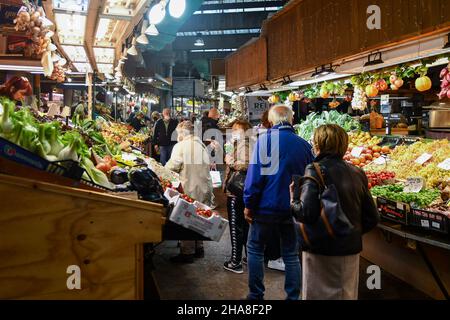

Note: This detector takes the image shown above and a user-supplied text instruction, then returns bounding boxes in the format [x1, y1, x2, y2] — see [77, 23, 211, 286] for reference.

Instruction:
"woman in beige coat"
[165, 120, 214, 263]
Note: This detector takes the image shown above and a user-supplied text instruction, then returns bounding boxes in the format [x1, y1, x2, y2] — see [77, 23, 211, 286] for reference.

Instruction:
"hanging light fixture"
[194, 33, 205, 47]
[145, 23, 159, 36]
[127, 37, 138, 56]
[136, 20, 149, 45]
[121, 47, 128, 60]
[169, 0, 186, 18]
[148, 1, 166, 25]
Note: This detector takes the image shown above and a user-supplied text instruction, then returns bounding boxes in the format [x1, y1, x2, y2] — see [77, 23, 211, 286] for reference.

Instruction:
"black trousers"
[227, 195, 249, 264]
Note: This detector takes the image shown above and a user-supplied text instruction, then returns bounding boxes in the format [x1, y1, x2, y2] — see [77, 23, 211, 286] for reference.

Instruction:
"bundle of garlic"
[351, 85, 368, 111]
[14, 5, 55, 57]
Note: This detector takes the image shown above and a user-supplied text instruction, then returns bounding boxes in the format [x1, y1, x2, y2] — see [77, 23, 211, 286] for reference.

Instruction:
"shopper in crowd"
[165, 120, 214, 263]
[151, 111, 161, 124]
[73, 98, 87, 119]
[223, 120, 252, 273]
[153, 108, 179, 165]
[244, 105, 314, 300]
[290, 124, 379, 300]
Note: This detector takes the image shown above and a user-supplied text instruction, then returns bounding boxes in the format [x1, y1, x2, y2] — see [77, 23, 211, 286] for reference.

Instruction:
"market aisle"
[152, 189, 431, 300]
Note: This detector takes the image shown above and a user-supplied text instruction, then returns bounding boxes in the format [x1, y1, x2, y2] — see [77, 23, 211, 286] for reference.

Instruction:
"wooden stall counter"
[0, 174, 165, 300]
[362, 221, 450, 300]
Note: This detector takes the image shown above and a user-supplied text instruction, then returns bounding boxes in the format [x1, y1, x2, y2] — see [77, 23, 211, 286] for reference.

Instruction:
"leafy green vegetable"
[371, 184, 441, 208]
[294, 110, 361, 142]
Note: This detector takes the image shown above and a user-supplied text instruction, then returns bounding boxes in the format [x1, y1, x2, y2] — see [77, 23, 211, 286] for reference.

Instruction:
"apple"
[365, 154, 373, 161]
[373, 152, 381, 158]
[389, 74, 398, 84]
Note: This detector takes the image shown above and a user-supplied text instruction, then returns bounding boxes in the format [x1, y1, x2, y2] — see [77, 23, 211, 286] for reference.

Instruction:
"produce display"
[371, 184, 441, 209]
[146, 157, 180, 185]
[100, 122, 148, 150]
[351, 85, 367, 111]
[438, 64, 450, 100]
[365, 171, 395, 189]
[344, 144, 391, 168]
[348, 131, 382, 148]
[295, 110, 361, 141]
[365, 139, 450, 188]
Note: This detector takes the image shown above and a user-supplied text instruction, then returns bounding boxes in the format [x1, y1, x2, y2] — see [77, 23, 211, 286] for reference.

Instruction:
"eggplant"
[110, 167, 129, 185]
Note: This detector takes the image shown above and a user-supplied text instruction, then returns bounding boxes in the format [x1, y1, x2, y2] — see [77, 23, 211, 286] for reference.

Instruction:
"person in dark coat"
[152, 108, 179, 165]
[290, 124, 379, 300]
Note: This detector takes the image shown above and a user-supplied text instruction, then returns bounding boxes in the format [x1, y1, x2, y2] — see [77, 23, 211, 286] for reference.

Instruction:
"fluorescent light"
[145, 24, 159, 36]
[169, 0, 186, 18]
[148, 2, 166, 25]
[0, 64, 44, 72]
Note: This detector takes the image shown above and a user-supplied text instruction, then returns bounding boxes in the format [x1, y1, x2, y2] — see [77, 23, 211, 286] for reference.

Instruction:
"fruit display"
[196, 208, 215, 218]
[365, 139, 450, 188]
[438, 64, 450, 100]
[268, 95, 280, 104]
[348, 131, 382, 148]
[344, 145, 390, 168]
[328, 99, 340, 108]
[389, 73, 404, 90]
[146, 157, 180, 185]
[100, 121, 147, 150]
[180, 193, 194, 203]
[365, 84, 379, 97]
[371, 184, 441, 209]
[365, 171, 396, 189]
[295, 110, 361, 142]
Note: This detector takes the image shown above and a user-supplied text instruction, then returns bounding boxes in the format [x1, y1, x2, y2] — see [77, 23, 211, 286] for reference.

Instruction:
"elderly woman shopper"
[165, 120, 214, 264]
[290, 124, 379, 300]
[223, 120, 253, 273]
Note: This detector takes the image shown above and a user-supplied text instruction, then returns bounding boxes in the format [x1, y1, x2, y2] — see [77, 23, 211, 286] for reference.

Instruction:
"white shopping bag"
[210, 170, 222, 188]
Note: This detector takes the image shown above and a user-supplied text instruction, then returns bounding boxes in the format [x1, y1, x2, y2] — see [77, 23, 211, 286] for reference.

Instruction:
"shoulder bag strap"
[312, 162, 326, 188]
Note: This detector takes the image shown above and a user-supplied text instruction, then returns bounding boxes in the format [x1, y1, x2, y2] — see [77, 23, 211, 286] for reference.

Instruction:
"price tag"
[421, 220, 430, 228]
[351, 146, 364, 158]
[404, 177, 425, 193]
[437, 158, 450, 170]
[380, 94, 390, 105]
[373, 156, 387, 165]
[415, 153, 432, 165]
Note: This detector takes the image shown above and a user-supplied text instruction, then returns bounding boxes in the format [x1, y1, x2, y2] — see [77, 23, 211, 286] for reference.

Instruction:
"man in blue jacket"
[244, 104, 314, 300]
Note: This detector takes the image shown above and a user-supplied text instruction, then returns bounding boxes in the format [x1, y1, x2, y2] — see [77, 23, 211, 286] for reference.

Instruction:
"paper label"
[421, 220, 430, 228]
[351, 146, 364, 158]
[396, 202, 404, 210]
[404, 177, 424, 193]
[437, 158, 450, 170]
[373, 156, 387, 165]
[415, 153, 432, 165]
[432, 221, 440, 229]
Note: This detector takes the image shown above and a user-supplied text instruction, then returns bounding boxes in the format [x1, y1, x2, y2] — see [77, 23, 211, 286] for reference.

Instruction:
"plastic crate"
[0, 137, 84, 180]
[408, 209, 449, 235]
[376, 196, 409, 225]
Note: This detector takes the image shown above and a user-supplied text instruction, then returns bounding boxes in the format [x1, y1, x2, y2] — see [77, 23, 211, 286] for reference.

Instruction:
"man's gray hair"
[268, 104, 293, 125]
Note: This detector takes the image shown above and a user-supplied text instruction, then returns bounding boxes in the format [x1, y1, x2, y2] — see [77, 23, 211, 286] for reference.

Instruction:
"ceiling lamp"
[311, 63, 335, 77]
[136, 20, 149, 45]
[194, 33, 205, 47]
[364, 52, 383, 67]
[127, 37, 138, 56]
[145, 23, 159, 36]
[169, 0, 186, 18]
[148, 1, 166, 25]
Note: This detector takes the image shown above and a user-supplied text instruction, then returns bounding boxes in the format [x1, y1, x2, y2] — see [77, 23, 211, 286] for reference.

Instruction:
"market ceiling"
[126, 0, 287, 80]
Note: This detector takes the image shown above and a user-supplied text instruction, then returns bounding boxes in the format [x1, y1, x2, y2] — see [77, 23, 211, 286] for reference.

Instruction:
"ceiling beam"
[198, 1, 286, 11]
[179, 12, 271, 32]
[85, 0, 102, 72]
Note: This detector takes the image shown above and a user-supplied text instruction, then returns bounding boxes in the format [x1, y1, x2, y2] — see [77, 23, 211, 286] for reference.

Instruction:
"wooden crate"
[0, 174, 164, 300]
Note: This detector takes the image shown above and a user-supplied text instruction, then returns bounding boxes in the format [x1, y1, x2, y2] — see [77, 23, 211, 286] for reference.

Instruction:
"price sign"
[415, 153, 432, 165]
[351, 146, 364, 158]
[437, 158, 450, 170]
[404, 177, 425, 193]
[373, 156, 387, 165]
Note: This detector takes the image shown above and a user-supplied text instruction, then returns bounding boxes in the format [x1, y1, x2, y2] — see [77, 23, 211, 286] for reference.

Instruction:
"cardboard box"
[376, 196, 409, 225]
[165, 188, 228, 241]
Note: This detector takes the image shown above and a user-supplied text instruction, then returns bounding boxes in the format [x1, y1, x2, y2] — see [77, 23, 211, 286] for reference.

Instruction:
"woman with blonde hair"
[290, 124, 379, 300]
[223, 119, 252, 273]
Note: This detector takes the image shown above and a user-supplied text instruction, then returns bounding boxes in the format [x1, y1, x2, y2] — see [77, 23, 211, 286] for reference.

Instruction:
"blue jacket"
[244, 123, 314, 220]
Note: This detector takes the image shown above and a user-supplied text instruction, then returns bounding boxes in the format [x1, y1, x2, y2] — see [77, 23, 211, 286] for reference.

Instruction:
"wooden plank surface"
[0, 175, 164, 299]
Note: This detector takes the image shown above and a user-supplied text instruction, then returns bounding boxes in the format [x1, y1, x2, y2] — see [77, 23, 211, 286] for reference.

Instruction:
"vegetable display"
[438, 64, 450, 100]
[295, 110, 361, 142]
[371, 184, 440, 209]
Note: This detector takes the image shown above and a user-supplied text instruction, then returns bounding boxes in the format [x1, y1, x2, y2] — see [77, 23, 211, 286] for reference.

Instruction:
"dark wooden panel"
[265, 0, 450, 80]
[225, 37, 267, 90]
[210, 59, 225, 76]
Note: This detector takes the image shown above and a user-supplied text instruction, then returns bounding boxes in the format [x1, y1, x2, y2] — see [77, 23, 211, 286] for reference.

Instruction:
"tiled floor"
[151, 189, 431, 300]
